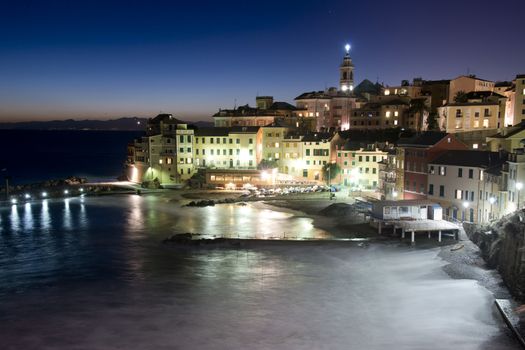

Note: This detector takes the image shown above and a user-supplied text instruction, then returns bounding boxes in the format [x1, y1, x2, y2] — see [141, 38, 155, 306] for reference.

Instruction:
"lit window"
[159, 159, 163, 164]
[385, 89, 390, 96]
[386, 111, 391, 117]
[473, 143, 479, 149]
[394, 120, 398, 125]
[394, 111, 399, 117]
[483, 119, 489, 128]
[275, 153, 279, 159]
[456, 190, 462, 199]
[473, 120, 479, 128]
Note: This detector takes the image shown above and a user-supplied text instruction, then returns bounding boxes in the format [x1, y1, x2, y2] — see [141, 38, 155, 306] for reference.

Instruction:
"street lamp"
[516, 182, 523, 209]
[489, 196, 496, 221]
[462, 201, 469, 222]
[392, 190, 398, 199]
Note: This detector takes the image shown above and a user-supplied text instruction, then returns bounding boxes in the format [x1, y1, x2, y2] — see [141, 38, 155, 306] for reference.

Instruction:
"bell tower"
[339, 44, 354, 93]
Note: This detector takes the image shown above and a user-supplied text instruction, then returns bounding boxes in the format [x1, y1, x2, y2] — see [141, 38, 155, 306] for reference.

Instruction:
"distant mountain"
[0, 117, 214, 131]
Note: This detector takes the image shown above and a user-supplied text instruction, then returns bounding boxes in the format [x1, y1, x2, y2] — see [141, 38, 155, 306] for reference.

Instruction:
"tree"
[257, 159, 278, 170]
[426, 112, 439, 130]
[454, 90, 468, 103]
[322, 162, 340, 182]
[408, 98, 430, 131]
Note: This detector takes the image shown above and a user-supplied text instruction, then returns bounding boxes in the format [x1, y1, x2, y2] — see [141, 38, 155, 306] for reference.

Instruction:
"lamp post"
[516, 182, 523, 210]
[489, 196, 496, 221]
[462, 201, 469, 222]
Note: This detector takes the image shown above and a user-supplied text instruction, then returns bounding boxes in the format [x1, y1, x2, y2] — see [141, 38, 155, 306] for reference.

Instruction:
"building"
[438, 91, 505, 133]
[378, 149, 397, 199]
[300, 133, 332, 181]
[213, 97, 302, 128]
[427, 150, 506, 223]
[295, 46, 361, 131]
[397, 131, 468, 200]
[348, 98, 410, 130]
[127, 114, 196, 186]
[486, 121, 525, 152]
[448, 75, 495, 102]
[193, 127, 260, 169]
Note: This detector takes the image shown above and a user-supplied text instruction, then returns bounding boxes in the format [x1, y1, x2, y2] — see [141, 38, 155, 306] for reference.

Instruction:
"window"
[470, 191, 474, 201]
[216, 138, 220, 144]
[429, 165, 435, 174]
[428, 184, 434, 195]
[455, 190, 462, 199]
[306, 149, 310, 156]
[473, 143, 478, 149]
[366, 156, 370, 162]
[236, 139, 240, 144]
[303, 169, 308, 178]
[210, 138, 214, 144]
[386, 111, 391, 117]
[458, 168, 463, 177]
[439, 185, 445, 197]
[249, 138, 253, 144]
[179, 135, 184, 143]
[187, 135, 192, 143]
[439, 166, 446, 176]
[468, 169, 473, 179]
[359, 156, 363, 162]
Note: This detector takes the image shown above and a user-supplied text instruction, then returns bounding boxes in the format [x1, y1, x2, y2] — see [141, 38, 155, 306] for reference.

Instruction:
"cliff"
[464, 211, 525, 301]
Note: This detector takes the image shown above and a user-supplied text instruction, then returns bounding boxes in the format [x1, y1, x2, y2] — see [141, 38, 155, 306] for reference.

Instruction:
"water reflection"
[23, 203, 33, 231]
[176, 203, 329, 240]
[41, 200, 51, 231]
[10, 205, 19, 233]
[63, 199, 72, 230]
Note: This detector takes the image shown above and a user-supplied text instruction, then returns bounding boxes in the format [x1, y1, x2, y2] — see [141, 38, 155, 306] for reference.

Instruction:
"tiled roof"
[194, 126, 259, 136]
[430, 150, 506, 168]
[397, 131, 448, 147]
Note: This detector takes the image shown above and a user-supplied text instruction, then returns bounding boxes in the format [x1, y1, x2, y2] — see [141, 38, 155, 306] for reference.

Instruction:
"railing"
[443, 215, 463, 227]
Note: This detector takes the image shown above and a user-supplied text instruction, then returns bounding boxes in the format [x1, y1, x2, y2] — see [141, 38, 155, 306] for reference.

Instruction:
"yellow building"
[437, 91, 505, 133]
[300, 133, 332, 181]
[193, 127, 259, 169]
[128, 114, 195, 186]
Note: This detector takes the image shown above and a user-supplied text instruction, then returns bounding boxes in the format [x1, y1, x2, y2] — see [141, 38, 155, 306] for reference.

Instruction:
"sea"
[0, 130, 143, 185]
[0, 130, 521, 349]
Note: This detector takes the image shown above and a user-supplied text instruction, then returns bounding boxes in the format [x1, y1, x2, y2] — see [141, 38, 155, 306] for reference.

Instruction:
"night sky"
[1, 0, 523, 122]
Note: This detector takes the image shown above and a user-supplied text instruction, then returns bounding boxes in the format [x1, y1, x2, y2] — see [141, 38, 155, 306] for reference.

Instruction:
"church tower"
[339, 44, 354, 93]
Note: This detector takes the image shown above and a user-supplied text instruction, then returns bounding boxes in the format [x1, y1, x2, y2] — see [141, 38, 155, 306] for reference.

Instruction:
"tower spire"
[339, 43, 354, 93]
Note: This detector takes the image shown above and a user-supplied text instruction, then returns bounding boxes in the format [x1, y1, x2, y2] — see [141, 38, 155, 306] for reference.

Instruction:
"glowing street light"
[10, 198, 17, 205]
[41, 191, 47, 198]
[489, 196, 496, 221]
[392, 191, 398, 198]
[79, 188, 84, 192]
[462, 201, 469, 208]
[24, 193, 31, 199]
[64, 189, 69, 195]
[517, 182, 523, 209]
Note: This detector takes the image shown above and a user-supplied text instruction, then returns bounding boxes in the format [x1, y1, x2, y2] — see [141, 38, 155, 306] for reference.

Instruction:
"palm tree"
[408, 98, 430, 131]
[454, 90, 468, 103]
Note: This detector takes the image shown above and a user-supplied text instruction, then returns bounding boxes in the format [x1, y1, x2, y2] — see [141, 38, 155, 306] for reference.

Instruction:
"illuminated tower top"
[340, 43, 354, 93]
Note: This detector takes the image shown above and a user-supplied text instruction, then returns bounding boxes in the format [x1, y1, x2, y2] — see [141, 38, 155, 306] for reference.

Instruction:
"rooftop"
[397, 131, 449, 147]
[430, 150, 506, 168]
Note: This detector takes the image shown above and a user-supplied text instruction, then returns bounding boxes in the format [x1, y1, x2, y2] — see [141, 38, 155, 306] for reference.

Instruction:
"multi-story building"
[193, 127, 259, 169]
[427, 150, 506, 223]
[448, 75, 495, 102]
[300, 133, 332, 181]
[295, 46, 361, 131]
[348, 98, 410, 130]
[212, 96, 303, 129]
[438, 91, 506, 133]
[397, 131, 468, 200]
[259, 124, 288, 165]
[378, 149, 397, 199]
[486, 121, 525, 152]
[281, 134, 304, 178]
[127, 114, 196, 186]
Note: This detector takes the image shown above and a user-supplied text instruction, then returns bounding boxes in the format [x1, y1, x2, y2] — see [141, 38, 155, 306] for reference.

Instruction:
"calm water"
[0, 195, 519, 349]
[0, 130, 143, 184]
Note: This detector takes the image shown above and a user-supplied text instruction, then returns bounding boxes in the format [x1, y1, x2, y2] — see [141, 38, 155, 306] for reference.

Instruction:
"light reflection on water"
[0, 194, 520, 349]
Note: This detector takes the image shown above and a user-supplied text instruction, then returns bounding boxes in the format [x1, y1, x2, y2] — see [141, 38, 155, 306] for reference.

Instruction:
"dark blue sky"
[1, 0, 523, 122]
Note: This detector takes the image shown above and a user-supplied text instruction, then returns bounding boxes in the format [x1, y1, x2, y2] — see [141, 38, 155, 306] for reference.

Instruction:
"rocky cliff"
[464, 211, 525, 301]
